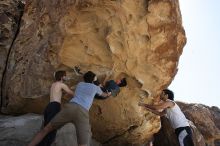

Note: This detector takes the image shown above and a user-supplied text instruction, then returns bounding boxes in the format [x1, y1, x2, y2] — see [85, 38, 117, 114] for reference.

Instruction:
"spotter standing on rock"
[139, 89, 194, 146]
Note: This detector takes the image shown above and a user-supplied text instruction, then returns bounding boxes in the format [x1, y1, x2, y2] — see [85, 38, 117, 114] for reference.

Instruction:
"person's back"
[70, 82, 103, 110]
[105, 80, 120, 96]
[165, 99, 189, 129]
[50, 81, 70, 103]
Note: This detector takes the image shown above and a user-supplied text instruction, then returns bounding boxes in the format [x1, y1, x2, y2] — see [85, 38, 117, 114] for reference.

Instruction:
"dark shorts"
[38, 101, 61, 146]
[50, 102, 90, 145]
[175, 126, 194, 146]
[43, 101, 61, 125]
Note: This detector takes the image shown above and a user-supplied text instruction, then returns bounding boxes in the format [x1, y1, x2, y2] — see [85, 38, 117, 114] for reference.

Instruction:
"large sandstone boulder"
[1, 0, 186, 145]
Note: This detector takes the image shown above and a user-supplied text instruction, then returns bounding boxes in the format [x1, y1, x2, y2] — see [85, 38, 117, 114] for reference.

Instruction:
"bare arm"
[144, 106, 166, 116]
[61, 83, 74, 95]
[102, 73, 111, 85]
[139, 101, 174, 111]
[138, 101, 174, 116]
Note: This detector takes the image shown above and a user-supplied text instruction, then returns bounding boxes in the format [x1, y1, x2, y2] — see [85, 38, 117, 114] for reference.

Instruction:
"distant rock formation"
[0, 0, 186, 145]
[178, 102, 220, 146]
[153, 102, 220, 146]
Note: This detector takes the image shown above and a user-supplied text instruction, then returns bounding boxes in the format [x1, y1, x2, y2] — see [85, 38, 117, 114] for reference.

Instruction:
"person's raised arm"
[96, 85, 111, 98]
[138, 100, 173, 111]
[102, 72, 112, 85]
[61, 83, 74, 95]
[143, 106, 166, 116]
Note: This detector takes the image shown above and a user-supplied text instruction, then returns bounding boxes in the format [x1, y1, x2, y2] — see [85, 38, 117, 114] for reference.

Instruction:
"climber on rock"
[28, 71, 110, 146]
[138, 89, 194, 146]
[73, 66, 127, 98]
[93, 77, 127, 98]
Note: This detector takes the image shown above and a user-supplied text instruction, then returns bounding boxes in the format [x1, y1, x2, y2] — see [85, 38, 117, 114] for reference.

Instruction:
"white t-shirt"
[165, 100, 189, 129]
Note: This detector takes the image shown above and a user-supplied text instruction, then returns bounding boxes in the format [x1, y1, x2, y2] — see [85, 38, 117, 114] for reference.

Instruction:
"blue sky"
[169, 0, 220, 107]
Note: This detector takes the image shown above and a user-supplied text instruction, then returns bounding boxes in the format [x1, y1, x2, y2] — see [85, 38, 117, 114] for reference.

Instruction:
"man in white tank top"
[139, 89, 194, 146]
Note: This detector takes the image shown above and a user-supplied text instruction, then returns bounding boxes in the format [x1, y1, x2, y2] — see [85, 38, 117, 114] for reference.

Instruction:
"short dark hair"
[118, 78, 127, 87]
[55, 70, 66, 81]
[163, 89, 174, 100]
[83, 71, 96, 83]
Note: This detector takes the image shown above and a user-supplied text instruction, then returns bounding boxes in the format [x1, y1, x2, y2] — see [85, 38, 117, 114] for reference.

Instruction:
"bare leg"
[102, 73, 112, 85]
[28, 123, 54, 146]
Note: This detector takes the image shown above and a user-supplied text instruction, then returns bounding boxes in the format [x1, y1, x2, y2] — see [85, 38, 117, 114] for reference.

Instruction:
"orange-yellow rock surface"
[1, 0, 186, 145]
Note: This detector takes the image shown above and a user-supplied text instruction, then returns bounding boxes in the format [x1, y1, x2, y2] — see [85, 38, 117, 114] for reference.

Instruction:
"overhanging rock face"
[1, 0, 186, 145]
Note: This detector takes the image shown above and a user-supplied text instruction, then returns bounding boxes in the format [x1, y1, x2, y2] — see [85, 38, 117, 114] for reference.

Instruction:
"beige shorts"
[50, 102, 90, 145]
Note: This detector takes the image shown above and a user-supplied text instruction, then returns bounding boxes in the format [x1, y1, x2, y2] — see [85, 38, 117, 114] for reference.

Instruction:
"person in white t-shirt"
[139, 89, 194, 146]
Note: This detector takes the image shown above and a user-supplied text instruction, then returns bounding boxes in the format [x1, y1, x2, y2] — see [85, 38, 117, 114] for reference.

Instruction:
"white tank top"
[165, 100, 189, 129]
